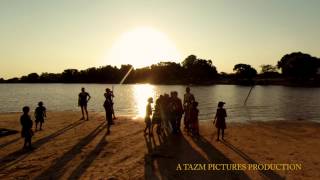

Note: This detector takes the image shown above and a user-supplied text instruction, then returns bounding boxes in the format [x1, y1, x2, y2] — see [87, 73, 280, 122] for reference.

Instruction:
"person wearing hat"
[144, 97, 153, 135]
[34, 101, 46, 131]
[213, 101, 227, 141]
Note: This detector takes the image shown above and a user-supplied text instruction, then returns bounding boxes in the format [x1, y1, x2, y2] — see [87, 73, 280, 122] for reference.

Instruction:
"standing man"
[78, 87, 91, 120]
[170, 91, 184, 134]
[104, 88, 113, 134]
[183, 87, 195, 132]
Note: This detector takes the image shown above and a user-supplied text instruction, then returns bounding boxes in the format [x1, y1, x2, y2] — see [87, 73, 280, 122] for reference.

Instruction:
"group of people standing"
[144, 86, 228, 141]
[19, 86, 228, 151]
[144, 87, 201, 137]
[19, 87, 116, 150]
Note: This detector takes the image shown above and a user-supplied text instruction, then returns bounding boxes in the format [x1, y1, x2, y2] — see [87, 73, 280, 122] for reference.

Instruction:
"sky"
[0, 0, 319, 79]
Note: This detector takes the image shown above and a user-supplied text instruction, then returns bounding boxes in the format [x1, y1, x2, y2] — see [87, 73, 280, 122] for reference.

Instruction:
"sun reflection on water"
[133, 84, 156, 118]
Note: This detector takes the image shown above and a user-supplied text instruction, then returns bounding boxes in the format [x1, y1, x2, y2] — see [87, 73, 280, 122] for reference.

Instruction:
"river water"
[0, 84, 319, 122]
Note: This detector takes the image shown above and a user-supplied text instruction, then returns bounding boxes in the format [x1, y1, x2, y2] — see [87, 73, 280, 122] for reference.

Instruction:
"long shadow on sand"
[34, 122, 105, 180]
[67, 124, 109, 180]
[144, 133, 251, 180]
[0, 137, 20, 149]
[0, 120, 85, 170]
[221, 140, 284, 180]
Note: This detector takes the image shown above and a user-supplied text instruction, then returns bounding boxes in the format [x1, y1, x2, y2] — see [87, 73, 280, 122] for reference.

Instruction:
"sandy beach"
[0, 111, 320, 180]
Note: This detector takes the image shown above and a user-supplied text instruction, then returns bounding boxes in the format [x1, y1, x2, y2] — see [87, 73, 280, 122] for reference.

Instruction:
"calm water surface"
[0, 84, 319, 122]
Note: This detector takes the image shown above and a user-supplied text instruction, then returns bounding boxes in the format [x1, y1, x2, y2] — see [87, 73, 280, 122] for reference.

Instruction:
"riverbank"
[2, 78, 320, 87]
[0, 112, 319, 179]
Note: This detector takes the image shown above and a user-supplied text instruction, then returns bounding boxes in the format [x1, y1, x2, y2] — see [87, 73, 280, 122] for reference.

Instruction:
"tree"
[277, 52, 320, 78]
[181, 55, 217, 83]
[62, 69, 79, 82]
[233, 63, 257, 79]
[150, 62, 183, 83]
[259, 64, 280, 78]
[39, 72, 61, 82]
[20, 73, 39, 82]
[181, 55, 197, 69]
[6, 77, 19, 83]
[119, 64, 134, 83]
[260, 64, 278, 74]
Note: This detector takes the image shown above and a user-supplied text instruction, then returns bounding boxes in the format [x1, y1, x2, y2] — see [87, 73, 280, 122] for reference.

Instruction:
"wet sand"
[0, 111, 319, 180]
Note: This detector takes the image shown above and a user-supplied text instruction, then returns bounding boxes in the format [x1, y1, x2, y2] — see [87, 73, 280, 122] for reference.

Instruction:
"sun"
[106, 27, 181, 68]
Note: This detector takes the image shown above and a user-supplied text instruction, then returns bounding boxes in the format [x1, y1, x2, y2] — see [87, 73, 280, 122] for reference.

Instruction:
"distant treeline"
[1, 52, 320, 86]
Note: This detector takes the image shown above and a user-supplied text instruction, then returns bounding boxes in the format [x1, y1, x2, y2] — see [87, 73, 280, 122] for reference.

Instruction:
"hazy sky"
[0, 0, 319, 79]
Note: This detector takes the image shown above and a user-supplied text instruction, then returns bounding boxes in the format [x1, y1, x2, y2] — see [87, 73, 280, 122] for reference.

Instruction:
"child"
[214, 101, 227, 141]
[20, 106, 34, 150]
[190, 101, 199, 136]
[144, 97, 153, 135]
[35, 101, 46, 131]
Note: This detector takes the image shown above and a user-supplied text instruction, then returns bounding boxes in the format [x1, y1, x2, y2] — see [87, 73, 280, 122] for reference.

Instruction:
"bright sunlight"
[133, 84, 155, 117]
[106, 27, 181, 68]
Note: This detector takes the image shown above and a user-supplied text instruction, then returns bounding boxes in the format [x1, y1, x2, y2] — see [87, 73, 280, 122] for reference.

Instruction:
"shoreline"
[0, 111, 319, 124]
[1, 111, 320, 179]
[1, 82, 320, 87]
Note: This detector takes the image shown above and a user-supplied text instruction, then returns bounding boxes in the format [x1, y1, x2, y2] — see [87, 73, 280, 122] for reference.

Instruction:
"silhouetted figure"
[104, 88, 113, 134]
[169, 91, 184, 134]
[161, 93, 171, 132]
[190, 101, 199, 136]
[78, 87, 91, 120]
[104, 88, 115, 124]
[158, 95, 167, 133]
[104, 88, 117, 120]
[144, 97, 153, 136]
[152, 97, 162, 134]
[168, 92, 175, 133]
[183, 87, 195, 132]
[214, 101, 227, 141]
[20, 106, 34, 150]
[34, 101, 46, 131]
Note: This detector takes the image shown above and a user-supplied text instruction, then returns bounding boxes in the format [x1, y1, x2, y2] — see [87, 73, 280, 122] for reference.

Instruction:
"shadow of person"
[144, 134, 159, 180]
[67, 124, 109, 180]
[221, 140, 284, 180]
[145, 133, 251, 180]
[0, 120, 85, 170]
[0, 137, 20, 149]
[190, 135, 251, 180]
[34, 122, 105, 180]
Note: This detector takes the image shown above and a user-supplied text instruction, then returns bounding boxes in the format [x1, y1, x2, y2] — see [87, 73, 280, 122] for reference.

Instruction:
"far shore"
[1, 79, 320, 87]
[1, 111, 320, 179]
